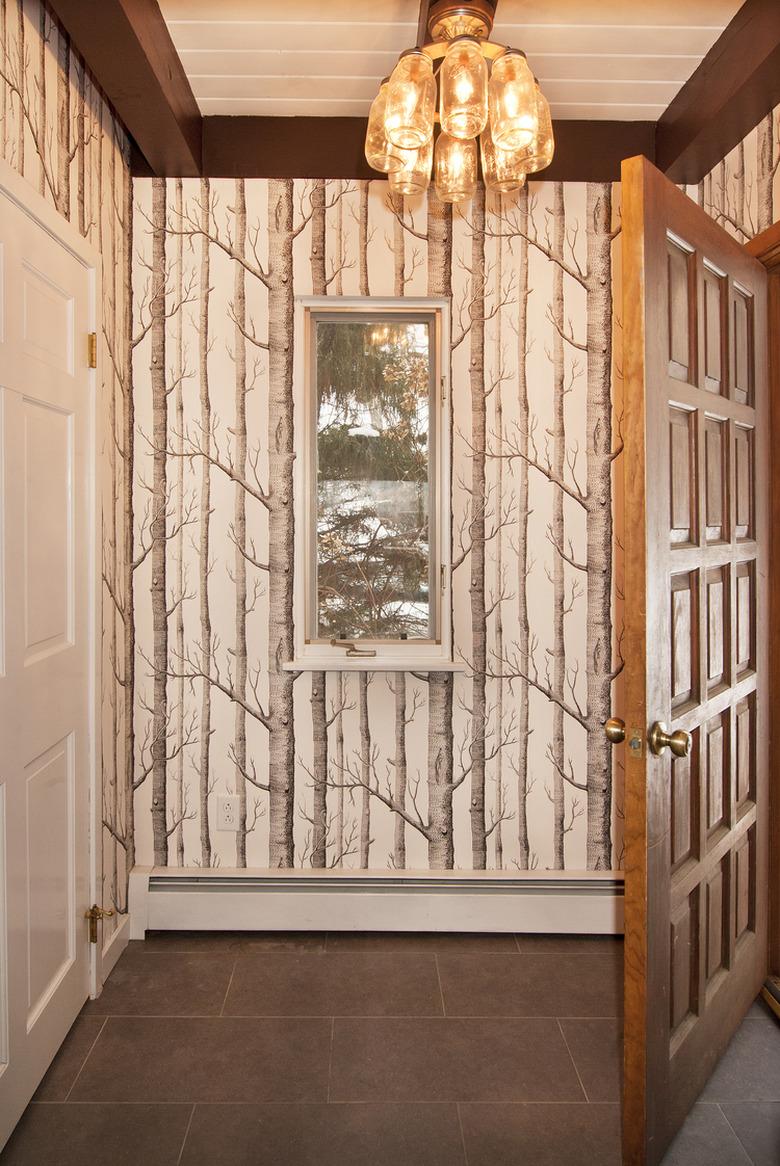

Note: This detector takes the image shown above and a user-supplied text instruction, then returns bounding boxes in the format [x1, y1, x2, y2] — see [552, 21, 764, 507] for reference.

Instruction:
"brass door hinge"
[88, 332, 97, 369]
[85, 903, 113, 944]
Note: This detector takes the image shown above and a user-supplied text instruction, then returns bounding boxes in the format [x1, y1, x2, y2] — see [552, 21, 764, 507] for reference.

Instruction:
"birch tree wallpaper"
[131, 176, 624, 874]
[687, 105, 780, 242]
[0, 0, 131, 923]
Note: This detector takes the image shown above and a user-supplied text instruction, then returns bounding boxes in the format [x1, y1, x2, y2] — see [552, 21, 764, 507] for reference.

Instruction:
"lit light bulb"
[479, 120, 526, 194]
[364, 79, 410, 173]
[389, 135, 433, 197]
[489, 49, 538, 151]
[434, 132, 477, 204]
[384, 50, 437, 151]
[513, 83, 555, 174]
[440, 36, 488, 140]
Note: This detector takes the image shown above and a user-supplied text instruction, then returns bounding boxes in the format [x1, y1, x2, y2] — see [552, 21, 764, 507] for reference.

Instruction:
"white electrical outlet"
[216, 795, 239, 831]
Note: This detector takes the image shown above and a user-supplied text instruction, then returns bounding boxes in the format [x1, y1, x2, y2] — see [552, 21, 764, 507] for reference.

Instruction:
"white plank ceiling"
[159, 0, 743, 120]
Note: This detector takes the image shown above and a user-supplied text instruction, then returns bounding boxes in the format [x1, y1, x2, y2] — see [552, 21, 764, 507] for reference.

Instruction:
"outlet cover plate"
[216, 795, 239, 831]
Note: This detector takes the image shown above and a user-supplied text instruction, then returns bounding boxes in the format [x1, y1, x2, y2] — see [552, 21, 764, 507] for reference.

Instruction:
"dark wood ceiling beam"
[47, 0, 202, 176]
[656, 0, 780, 184]
[416, 0, 433, 47]
[196, 115, 654, 182]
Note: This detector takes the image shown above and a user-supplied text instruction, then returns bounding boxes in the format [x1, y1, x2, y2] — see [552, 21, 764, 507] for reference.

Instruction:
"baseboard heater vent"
[129, 870, 624, 939]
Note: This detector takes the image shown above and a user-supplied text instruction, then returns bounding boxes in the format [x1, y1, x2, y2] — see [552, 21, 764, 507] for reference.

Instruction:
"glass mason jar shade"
[434, 132, 477, 203]
[489, 49, 538, 151]
[479, 121, 526, 193]
[514, 84, 555, 173]
[385, 50, 436, 151]
[389, 135, 433, 197]
[365, 80, 408, 173]
[440, 37, 488, 140]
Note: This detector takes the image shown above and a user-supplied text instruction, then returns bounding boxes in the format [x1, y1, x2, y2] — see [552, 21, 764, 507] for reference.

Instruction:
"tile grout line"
[456, 1102, 470, 1166]
[326, 1017, 335, 1103]
[716, 1102, 757, 1165]
[176, 1103, 197, 1166]
[434, 954, 447, 1017]
[219, 955, 239, 1017]
[67, 1007, 625, 1019]
[32, 1099, 604, 1107]
[557, 1018, 590, 1104]
[62, 1018, 108, 1103]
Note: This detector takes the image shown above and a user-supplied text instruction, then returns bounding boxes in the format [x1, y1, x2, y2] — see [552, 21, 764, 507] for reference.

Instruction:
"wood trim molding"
[768, 270, 780, 976]
[47, 0, 202, 176]
[746, 221, 780, 271]
[416, 0, 433, 48]
[192, 115, 655, 182]
[656, 0, 780, 184]
[748, 223, 780, 973]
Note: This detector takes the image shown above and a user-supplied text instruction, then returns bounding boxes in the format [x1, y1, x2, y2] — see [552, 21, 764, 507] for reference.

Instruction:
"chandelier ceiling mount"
[427, 1, 495, 43]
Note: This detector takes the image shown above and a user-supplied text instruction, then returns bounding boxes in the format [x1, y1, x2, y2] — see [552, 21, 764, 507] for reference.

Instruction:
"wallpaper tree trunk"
[266, 178, 297, 868]
[309, 177, 329, 868]
[583, 183, 615, 869]
[150, 177, 169, 866]
[196, 179, 213, 867]
[492, 195, 505, 871]
[173, 178, 186, 867]
[550, 182, 568, 869]
[392, 672, 408, 869]
[122, 167, 136, 877]
[359, 673, 372, 868]
[334, 672, 346, 866]
[757, 112, 777, 235]
[56, 25, 69, 219]
[514, 186, 532, 870]
[233, 177, 250, 867]
[16, 2, 23, 171]
[469, 183, 488, 870]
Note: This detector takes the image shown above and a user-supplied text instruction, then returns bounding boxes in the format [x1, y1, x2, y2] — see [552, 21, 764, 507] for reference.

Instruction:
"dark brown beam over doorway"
[47, 0, 202, 176]
[656, 0, 780, 184]
[192, 115, 654, 183]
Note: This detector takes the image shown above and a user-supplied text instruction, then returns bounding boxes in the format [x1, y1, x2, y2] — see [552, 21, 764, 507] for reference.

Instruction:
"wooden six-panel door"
[621, 155, 769, 1165]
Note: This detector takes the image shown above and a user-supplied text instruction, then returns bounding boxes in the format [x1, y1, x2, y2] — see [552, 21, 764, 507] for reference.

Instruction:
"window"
[291, 298, 453, 670]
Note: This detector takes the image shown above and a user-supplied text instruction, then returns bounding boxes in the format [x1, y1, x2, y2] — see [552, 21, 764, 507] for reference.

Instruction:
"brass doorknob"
[605, 717, 626, 744]
[648, 722, 691, 759]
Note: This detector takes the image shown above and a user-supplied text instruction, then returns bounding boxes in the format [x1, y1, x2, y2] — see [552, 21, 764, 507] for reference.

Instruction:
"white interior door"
[0, 167, 97, 1149]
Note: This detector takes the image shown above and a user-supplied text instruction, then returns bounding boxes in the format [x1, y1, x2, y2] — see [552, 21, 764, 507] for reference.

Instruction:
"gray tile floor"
[0, 932, 776, 1164]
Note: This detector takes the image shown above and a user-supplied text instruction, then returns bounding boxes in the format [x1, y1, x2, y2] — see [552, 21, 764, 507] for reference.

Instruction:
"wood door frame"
[0, 158, 117, 996]
[745, 220, 780, 975]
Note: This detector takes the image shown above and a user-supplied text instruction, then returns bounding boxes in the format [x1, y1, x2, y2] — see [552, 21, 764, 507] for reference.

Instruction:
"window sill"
[283, 660, 465, 673]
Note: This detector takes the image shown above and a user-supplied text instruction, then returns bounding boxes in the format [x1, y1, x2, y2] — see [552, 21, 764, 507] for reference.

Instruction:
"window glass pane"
[313, 315, 434, 641]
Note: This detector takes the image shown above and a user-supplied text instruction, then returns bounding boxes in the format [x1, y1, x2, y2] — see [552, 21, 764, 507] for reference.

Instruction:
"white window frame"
[289, 296, 455, 672]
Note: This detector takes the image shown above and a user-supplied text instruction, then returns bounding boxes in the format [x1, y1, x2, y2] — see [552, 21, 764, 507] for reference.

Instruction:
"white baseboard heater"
[128, 868, 624, 940]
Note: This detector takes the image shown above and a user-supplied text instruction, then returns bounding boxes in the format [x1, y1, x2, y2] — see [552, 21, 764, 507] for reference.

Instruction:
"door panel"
[0, 180, 94, 1150]
[622, 156, 769, 1165]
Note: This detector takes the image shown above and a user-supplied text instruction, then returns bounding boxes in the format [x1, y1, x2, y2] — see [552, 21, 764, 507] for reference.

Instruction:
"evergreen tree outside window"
[291, 299, 453, 670]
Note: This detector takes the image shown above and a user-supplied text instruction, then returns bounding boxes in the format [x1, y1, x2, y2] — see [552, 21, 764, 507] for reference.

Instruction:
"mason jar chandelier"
[364, 0, 554, 202]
